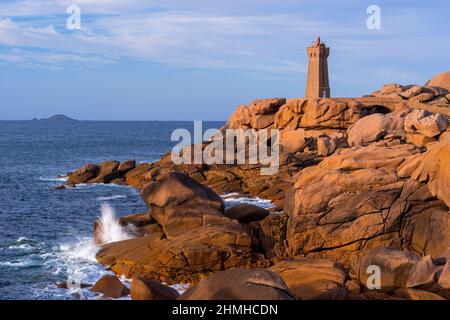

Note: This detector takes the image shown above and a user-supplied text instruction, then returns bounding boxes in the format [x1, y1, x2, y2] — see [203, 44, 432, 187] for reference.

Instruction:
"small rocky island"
[60, 70, 450, 300]
[38, 114, 76, 121]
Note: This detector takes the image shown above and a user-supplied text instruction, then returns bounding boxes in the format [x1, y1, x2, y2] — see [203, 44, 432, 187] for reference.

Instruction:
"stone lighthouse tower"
[305, 36, 330, 98]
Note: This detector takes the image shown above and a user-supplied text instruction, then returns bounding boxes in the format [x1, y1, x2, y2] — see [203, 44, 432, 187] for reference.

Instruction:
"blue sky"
[0, 0, 449, 120]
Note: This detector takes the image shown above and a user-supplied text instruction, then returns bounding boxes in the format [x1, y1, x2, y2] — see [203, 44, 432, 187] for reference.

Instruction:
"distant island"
[34, 114, 77, 121]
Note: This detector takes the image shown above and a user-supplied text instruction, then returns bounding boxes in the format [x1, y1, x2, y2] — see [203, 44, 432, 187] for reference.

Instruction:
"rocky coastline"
[60, 73, 450, 300]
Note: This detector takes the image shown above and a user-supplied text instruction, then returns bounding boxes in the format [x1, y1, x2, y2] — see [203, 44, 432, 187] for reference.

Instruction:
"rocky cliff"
[63, 74, 450, 300]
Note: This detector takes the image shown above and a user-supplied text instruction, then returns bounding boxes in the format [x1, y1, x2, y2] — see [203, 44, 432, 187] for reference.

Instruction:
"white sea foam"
[0, 260, 35, 267]
[8, 243, 33, 250]
[96, 203, 132, 245]
[38, 176, 68, 182]
[221, 193, 275, 210]
[95, 195, 127, 201]
[170, 283, 191, 295]
[7, 237, 34, 250]
[59, 240, 98, 263]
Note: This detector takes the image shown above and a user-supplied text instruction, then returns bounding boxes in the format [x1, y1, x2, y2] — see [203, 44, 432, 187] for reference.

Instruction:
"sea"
[0, 120, 274, 300]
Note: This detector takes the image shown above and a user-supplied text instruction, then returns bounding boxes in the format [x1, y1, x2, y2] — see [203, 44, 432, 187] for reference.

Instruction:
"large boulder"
[141, 172, 227, 238]
[249, 98, 286, 115]
[96, 225, 267, 283]
[317, 133, 344, 156]
[346, 111, 407, 147]
[426, 71, 450, 91]
[118, 160, 136, 174]
[404, 109, 448, 138]
[356, 248, 419, 292]
[225, 105, 252, 129]
[130, 278, 179, 300]
[379, 83, 404, 96]
[90, 275, 130, 298]
[124, 163, 153, 188]
[269, 259, 348, 300]
[67, 163, 99, 184]
[224, 204, 269, 223]
[88, 161, 120, 183]
[400, 85, 437, 99]
[178, 269, 294, 300]
[406, 255, 444, 292]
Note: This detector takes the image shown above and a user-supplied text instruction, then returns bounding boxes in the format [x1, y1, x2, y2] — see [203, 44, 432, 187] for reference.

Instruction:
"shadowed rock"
[131, 278, 179, 300]
[178, 269, 294, 300]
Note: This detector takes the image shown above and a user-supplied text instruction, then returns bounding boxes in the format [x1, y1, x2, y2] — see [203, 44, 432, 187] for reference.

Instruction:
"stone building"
[305, 36, 330, 99]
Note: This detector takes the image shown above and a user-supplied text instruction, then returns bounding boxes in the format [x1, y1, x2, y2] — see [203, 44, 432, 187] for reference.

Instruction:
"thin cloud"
[0, 1, 448, 80]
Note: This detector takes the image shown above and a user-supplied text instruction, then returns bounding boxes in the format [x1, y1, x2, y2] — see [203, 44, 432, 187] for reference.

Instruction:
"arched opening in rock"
[369, 105, 391, 115]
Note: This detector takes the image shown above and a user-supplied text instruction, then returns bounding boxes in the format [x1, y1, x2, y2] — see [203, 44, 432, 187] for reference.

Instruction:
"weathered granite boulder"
[178, 269, 294, 300]
[269, 259, 348, 300]
[405, 132, 436, 147]
[130, 278, 179, 300]
[96, 224, 267, 283]
[250, 98, 286, 115]
[285, 140, 449, 268]
[67, 163, 99, 184]
[124, 163, 153, 187]
[226, 105, 252, 129]
[118, 160, 136, 174]
[356, 248, 419, 292]
[88, 160, 120, 184]
[346, 111, 407, 147]
[141, 172, 227, 238]
[404, 109, 448, 138]
[406, 255, 444, 292]
[426, 70, 450, 91]
[90, 275, 130, 298]
[379, 83, 405, 95]
[317, 133, 344, 156]
[224, 204, 269, 223]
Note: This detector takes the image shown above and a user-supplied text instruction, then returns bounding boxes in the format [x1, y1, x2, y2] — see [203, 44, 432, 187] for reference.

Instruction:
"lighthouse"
[305, 36, 330, 99]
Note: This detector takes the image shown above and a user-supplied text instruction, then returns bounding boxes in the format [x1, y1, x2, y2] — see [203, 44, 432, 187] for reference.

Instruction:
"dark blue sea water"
[0, 120, 228, 300]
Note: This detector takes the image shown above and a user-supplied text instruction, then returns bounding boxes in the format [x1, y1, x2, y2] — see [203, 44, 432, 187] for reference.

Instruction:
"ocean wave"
[38, 176, 68, 182]
[0, 260, 36, 268]
[70, 183, 134, 190]
[39, 237, 103, 300]
[6, 237, 39, 251]
[95, 195, 127, 201]
[95, 203, 132, 245]
[8, 243, 33, 250]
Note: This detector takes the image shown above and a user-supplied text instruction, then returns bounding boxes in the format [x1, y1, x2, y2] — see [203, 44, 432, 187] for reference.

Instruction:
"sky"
[0, 0, 449, 120]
